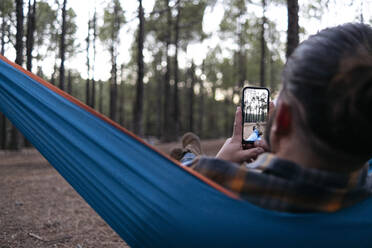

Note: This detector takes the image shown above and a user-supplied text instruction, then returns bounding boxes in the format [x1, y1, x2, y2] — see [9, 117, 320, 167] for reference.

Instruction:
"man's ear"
[271, 101, 292, 135]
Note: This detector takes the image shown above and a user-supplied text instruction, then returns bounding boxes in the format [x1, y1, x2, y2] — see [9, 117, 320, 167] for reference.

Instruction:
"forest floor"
[0, 138, 225, 248]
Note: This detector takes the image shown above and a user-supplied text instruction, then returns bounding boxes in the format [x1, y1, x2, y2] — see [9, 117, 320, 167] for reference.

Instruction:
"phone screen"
[242, 87, 270, 145]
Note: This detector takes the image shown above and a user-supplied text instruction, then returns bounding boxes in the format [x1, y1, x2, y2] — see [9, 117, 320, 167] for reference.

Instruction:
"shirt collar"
[247, 153, 369, 189]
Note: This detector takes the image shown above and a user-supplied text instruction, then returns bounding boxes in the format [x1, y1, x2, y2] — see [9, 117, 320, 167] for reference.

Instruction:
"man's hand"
[216, 106, 265, 164]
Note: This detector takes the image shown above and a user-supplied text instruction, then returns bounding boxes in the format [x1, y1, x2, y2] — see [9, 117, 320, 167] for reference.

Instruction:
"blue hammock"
[0, 55, 371, 248]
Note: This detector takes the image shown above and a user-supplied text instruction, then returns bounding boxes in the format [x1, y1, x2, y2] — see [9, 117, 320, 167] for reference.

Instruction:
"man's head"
[267, 23, 372, 171]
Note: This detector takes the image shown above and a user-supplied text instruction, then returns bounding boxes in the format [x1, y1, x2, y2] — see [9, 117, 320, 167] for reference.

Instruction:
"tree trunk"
[260, 0, 266, 87]
[91, 79, 95, 107]
[269, 52, 275, 92]
[36, 66, 43, 78]
[238, 52, 245, 89]
[162, 0, 172, 141]
[26, 0, 36, 72]
[86, 19, 91, 106]
[156, 67, 163, 138]
[118, 80, 125, 126]
[237, 5, 246, 89]
[0, 9, 6, 55]
[91, 10, 97, 109]
[172, 0, 181, 138]
[286, 0, 299, 58]
[205, 84, 217, 138]
[198, 61, 205, 137]
[109, 51, 117, 121]
[98, 80, 103, 114]
[0, 113, 6, 149]
[51, 63, 57, 85]
[109, 3, 119, 122]
[198, 82, 205, 137]
[144, 86, 151, 136]
[10, 0, 24, 150]
[133, 0, 144, 136]
[67, 70, 72, 94]
[360, 0, 364, 23]
[59, 0, 67, 90]
[86, 79, 90, 104]
[118, 65, 125, 126]
[1, 8, 7, 149]
[24, 0, 36, 148]
[15, 0, 24, 67]
[188, 62, 195, 132]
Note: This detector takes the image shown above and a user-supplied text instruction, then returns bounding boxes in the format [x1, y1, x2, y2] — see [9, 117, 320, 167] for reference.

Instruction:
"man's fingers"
[254, 140, 270, 151]
[237, 147, 264, 162]
[232, 106, 242, 141]
[242, 143, 254, 150]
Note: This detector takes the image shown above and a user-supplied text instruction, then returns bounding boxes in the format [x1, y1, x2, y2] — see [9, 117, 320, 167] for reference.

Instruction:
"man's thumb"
[237, 147, 264, 162]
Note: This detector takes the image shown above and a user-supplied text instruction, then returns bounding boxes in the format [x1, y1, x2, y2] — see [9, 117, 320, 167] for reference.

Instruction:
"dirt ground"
[0, 139, 225, 248]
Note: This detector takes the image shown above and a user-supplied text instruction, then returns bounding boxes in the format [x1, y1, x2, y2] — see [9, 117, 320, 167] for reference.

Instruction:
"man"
[172, 23, 372, 212]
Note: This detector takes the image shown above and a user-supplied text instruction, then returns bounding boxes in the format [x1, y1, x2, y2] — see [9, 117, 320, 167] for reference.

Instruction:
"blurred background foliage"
[0, 0, 369, 149]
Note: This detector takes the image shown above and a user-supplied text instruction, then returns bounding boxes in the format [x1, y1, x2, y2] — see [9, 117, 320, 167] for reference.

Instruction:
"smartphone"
[241, 86, 270, 147]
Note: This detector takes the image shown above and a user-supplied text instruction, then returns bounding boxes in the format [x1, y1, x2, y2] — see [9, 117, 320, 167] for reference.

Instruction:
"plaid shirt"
[191, 153, 372, 213]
